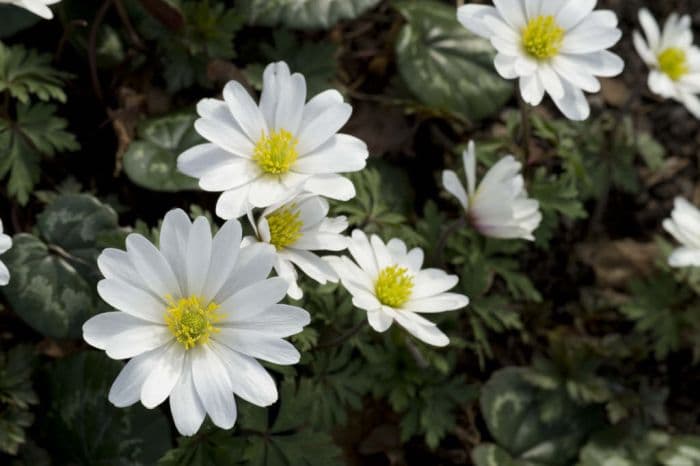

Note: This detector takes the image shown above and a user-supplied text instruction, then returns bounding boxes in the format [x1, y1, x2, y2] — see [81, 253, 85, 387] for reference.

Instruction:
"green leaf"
[0, 42, 70, 103]
[157, 427, 245, 466]
[239, 0, 380, 29]
[480, 368, 601, 465]
[1, 194, 121, 338]
[0, 346, 37, 455]
[0, 102, 79, 204]
[0, 7, 41, 39]
[123, 112, 200, 192]
[44, 351, 172, 465]
[394, 0, 512, 122]
[472, 444, 519, 466]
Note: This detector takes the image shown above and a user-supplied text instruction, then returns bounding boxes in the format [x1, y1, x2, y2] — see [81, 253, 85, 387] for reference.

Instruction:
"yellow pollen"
[164, 295, 223, 350]
[521, 15, 565, 60]
[375, 265, 414, 308]
[253, 129, 299, 175]
[658, 47, 689, 81]
[266, 204, 303, 250]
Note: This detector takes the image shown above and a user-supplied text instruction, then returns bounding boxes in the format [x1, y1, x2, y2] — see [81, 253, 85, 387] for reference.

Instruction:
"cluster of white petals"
[0, 0, 60, 19]
[458, 0, 624, 120]
[82, 209, 309, 436]
[634, 9, 700, 118]
[328, 231, 469, 347]
[178, 61, 368, 220]
[443, 141, 542, 241]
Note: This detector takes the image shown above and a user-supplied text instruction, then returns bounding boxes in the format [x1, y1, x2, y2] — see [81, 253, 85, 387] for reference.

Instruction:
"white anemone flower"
[0, 0, 60, 19]
[442, 141, 541, 241]
[633, 9, 700, 118]
[244, 194, 348, 300]
[178, 61, 369, 220]
[328, 230, 469, 347]
[82, 209, 310, 436]
[662, 197, 700, 268]
[457, 0, 624, 121]
[0, 219, 11, 286]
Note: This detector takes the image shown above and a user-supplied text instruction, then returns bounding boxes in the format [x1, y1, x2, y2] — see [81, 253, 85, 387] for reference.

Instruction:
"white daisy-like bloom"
[82, 209, 310, 436]
[0, 0, 60, 19]
[178, 61, 369, 220]
[243, 194, 348, 300]
[457, 0, 624, 121]
[328, 230, 469, 347]
[633, 9, 700, 119]
[442, 141, 542, 241]
[0, 219, 11, 286]
[662, 197, 700, 268]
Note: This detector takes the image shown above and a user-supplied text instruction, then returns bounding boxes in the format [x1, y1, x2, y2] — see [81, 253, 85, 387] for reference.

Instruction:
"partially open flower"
[178, 61, 368, 220]
[244, 194, 348, 299]
[633, 8, 700, 118]
[663, 197, 700, 268]
[0, 0, 60, 19]
[82, 209, 310, 436]
[328, 230, 469, 347]
[457, 0, 624, 120]
[442, 141, 541, 241]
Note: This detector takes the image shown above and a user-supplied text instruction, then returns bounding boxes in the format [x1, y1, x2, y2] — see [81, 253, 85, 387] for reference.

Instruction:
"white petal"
[282, 249, 337, 284]
[218, 277, 288, 322]
[214, 243, 276, 302]
[301, 89, 344, 127]
[248, 176, 295, 208]
[550, 79, 590, 121]
[169, 357, 206, 436]
[141, 342, 185, 408]
[215, 329, 300, 365]
[442, 170, 469, 209]
[367, 308, 393, 332]
[109, 349, 160, 407]
[83, 311, 153, 350]
[403, 293, 469, 314]
[347, 230, 378, 277]
[669, 247, 700, 268]
[97, 279, 165, 323]
[202, 219, 242, 300]
[555, 0, 595, 30]
[97, 248, 141, 289]
[296, 103, 352, 155]
[294, 134, 368, 174]
[159, 209, 191, 287]
[192, 120, 254, 159]
[210, 341, 278, 407]
[224, 303, 309, 337]
[216, 184, 253, 221]
[638, 8, 661, 51]
[393, 311, 450, 347]
[192, 345, 236, 429]
[185, 217, 212, 296]
[493, 0, 526, 29]
[304, 174, 356, 201]
[199, 158, 261, 192]
[456, 5, 500, 39]
[222, 81, 268, 142]
[105, 325, 172, 360]
[126, 233, 181, 299]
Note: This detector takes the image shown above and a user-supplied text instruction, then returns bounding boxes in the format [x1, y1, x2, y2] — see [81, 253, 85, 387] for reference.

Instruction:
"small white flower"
[633, 8, 700, 118]
[663, 197, 700, 268]
[328, 230, 469, 347]
[178, 61, 369, 220]
[457, 0, 624, 120]
[0, 0, 60, 19]
[442, 141, 542, 241]
[82, 209, 310, 436]
[243, 194, 348, 300]
[0, 219, 11, 286]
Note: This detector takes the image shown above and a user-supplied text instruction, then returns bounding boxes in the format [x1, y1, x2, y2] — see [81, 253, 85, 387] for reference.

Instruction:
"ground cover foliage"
[1, 0, 700, 465]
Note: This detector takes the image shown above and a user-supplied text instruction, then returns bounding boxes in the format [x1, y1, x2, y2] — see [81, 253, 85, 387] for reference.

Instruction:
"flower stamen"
[165, 295, 223, 350]
[375, 265, 414, 308]
[521, 15, 565, 60]
[253, 129, 299, 175]
[266, 204, 303, 250]
[658, 47, 689, 81]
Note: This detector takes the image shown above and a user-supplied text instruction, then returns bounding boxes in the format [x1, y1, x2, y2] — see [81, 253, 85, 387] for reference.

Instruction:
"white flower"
[328, 230, 469, 347]
[442, 141, 541, 241]
[243, 194, 348, 300]
[633, 8, 700, 118]
[457, 0, 624, 121]
[662, 197, 700, 268]
[0, 0, 60, 19]
[178, 61, 369, 220]
[0, 219, 11, 286]
[82, 209, 310, 436]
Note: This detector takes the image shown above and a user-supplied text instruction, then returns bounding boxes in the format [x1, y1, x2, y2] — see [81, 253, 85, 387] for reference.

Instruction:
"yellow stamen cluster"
[165, 296, 222, 350]
[521, 15, 565, 60]
[658, 47, 689, 81]
[266, 205, 303, 250]
[375, 265, 414, 308]
[253, 129, 299, 175]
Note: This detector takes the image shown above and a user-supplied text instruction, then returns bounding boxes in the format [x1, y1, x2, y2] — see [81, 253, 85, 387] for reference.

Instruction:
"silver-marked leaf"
[239, 0, 380, 29]
[123, 112, 200, 192]
[394, 0, 512, 123]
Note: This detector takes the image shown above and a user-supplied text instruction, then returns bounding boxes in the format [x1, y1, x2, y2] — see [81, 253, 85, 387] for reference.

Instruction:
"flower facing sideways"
[0, 219, 11, 286]
[244, 194, 348, 299]
[633, 9, 700, 118]
[662, 197, 700, 268]
[0, 0, 61, 19]
[328, 230, 469, 347]
[178, 61, 369, 220]
[457, 0, 624, 120]
[82, 209, 310, 436]
[442, 141, 541, 241]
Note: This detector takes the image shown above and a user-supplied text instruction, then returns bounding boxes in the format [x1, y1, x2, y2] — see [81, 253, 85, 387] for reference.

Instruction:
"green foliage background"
[0, 0, 698, 465]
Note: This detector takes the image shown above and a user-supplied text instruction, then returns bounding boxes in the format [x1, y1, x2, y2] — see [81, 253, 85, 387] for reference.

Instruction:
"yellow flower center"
[521, 15, 565, 60]
[266, 204, 303, 250]
[658, 47, 689, 81]
[253, 129, 299, 175]
[165, 296, 223, 350]
[375, 265, 414, 308]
